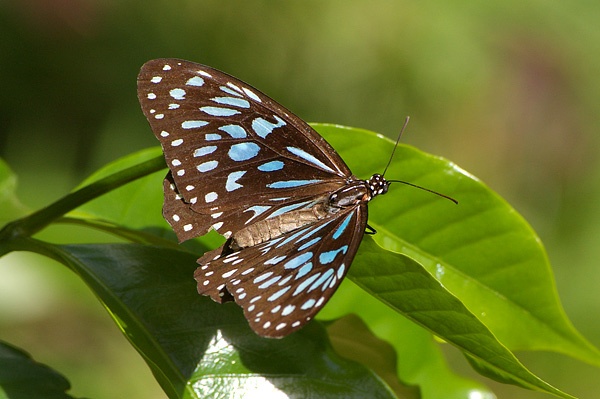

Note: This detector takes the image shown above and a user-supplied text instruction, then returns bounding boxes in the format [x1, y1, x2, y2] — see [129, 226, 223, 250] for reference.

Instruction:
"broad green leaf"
[352, 237, 573, 398]
[58, 142, 488, 398]
[322, 279, 494, 399]
[0, 340, 75, 399]
[71, 147, 165, 229]
[36, 242, 395, 399]
[42, 124, 596, 395]
[315, 124, 599, 366]
[0, 159, 29, 226]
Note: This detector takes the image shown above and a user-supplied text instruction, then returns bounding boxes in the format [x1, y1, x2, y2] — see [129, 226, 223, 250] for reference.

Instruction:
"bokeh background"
[1, 1, 599, 398]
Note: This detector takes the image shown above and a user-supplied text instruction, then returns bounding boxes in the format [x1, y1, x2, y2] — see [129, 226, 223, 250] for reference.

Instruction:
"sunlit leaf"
[43, 243, 396, 399]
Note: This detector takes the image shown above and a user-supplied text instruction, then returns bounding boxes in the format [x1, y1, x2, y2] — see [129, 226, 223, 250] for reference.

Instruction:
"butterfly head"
[366, 173, 391, 198]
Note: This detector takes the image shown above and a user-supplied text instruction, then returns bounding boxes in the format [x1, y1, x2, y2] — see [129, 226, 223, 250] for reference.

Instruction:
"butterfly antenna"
[382, 116, 410, 177]
[387, 180, 458, 204]
[382, 116, 457, 204]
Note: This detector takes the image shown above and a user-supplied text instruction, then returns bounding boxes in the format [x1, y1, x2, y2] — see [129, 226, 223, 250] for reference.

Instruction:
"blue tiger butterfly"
[137, 59, 446, 338]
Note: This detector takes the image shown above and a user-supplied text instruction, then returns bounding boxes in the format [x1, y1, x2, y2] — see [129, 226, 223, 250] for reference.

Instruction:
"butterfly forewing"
[194, 205, 368, 338]
[137, 59, 353, 241]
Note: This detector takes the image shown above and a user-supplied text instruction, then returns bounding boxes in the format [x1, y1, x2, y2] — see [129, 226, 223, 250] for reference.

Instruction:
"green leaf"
[72, 147, 222, 252]
[353, 237, 573, 398]
[321, 279, 493, 399]
[327, 314, 420, 399]
[315, 124, 600, 366]
[0, 159, 29, 226]
[0, 340, 76, 399]
[18, 124, 594, 397]
[33, 242, 396, 399]
[71, 147, 166, 231]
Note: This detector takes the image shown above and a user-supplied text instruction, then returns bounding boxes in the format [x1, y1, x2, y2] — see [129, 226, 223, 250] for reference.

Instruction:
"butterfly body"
[230, 200, 329, 250]
[137, 59, 391, 338]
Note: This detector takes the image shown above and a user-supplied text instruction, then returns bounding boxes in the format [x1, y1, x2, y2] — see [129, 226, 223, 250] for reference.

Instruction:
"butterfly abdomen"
[231, 203, 330, 250]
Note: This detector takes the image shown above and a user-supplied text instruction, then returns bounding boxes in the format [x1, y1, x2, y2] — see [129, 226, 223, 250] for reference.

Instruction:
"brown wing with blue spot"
[137, 59, 352, 243]
[194, 204, 367, 338]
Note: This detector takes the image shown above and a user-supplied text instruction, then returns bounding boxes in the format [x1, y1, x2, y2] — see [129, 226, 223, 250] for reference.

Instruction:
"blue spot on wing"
[309, 268, 334, 292]
[267, 286, 291, 302]
[294, 273, 321, 295]
[226, 171, 246, 191]
[258, 160, 284, 172]
[211, 96, 250, 108]
[267, 180, 321, 188]
[186, 76, 205, 86]
[258, 275, 281, 289]
[300, 298, 316, 309]
[253, 272, 273, 284]
[219, 124, 247, 138]
[333, 213, 353, 239]
[284, 252, 313, 269]
[286, 146, 335, 174]
[297, 237, 321, 251]
[319, 245, 349, 264]
[181, 120, 208, 129]
[193, 145, 217, 157]
[252, 115, 286, 138]
[296, 263, 313, 279]
[265, 255, 286, 265]
[220, 85, 242, 97]
[200, 106, 240, 117]
[197, 160, 219, 173]
[229, 142, 260, 161]
[169, 88, 186, 100]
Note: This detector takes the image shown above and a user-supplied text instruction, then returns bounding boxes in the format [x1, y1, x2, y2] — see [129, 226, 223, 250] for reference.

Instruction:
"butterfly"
[137, 59, 399, 338]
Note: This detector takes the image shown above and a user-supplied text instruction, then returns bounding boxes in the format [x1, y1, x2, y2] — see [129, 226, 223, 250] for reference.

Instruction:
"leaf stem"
[0, 155, 166, 246]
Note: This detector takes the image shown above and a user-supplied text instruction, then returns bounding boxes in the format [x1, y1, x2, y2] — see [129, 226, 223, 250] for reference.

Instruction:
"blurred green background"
[1, 1, 599, 398]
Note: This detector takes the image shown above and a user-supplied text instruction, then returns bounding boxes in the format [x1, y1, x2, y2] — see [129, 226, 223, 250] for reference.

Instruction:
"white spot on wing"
[169, 88, 186, 100]
[205, 192, 218, 203]
[186, 76, 205, 86]
[243, 87, 261, 102]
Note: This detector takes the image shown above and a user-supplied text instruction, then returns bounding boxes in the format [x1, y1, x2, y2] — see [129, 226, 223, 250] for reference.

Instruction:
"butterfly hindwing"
[137, 59, 353, 241]
[194, 205, 368, 338]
